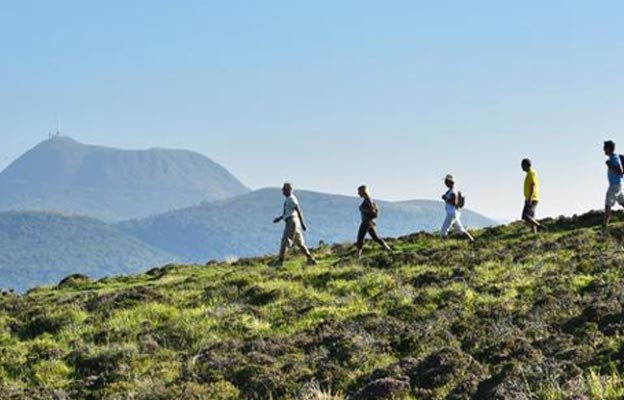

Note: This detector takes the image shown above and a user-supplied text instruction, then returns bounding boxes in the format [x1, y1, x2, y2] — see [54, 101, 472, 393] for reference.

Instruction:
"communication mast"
[48, 116, 62, 139]
[55, 116, 62, 136]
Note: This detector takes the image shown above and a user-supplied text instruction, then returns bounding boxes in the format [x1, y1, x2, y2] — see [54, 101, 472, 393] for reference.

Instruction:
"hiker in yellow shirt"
[521, 158, 543, 234]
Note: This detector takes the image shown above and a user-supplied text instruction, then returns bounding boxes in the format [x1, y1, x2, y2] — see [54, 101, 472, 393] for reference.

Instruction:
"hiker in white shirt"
[440, 174, 474, 242]
[271, 183, 317, 266]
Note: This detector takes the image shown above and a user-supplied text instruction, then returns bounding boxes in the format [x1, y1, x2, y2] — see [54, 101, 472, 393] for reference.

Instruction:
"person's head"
[444, 174, 455, 188]
[282, 182, 293, 197]
[604, 140, 616, 156]
[358, 185, 370, 198]
[521, 158, 532, 172]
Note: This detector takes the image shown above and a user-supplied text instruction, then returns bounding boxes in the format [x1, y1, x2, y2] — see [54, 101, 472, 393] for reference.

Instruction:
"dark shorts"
[522, 201, 538, 220]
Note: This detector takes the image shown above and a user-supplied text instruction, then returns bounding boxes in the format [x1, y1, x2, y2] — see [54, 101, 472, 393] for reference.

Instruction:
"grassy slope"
[2, 211, 624, 399]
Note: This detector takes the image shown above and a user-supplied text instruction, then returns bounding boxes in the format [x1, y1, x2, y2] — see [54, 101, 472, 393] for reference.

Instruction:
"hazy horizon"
[2, 1, 623, 220]
[0, 135, 600, 222]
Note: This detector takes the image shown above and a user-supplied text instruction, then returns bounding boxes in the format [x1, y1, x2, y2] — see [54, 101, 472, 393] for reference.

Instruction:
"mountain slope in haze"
[0, 211, 179, 292]
[2, 211, 624, 399]
[0, 136, 249, 221]
[120, 188, 497, 262]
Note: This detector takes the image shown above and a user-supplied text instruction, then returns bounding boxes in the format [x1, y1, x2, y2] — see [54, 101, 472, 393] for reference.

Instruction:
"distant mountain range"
[0, 211, 179, 292]
[0, 137, 498, 292]
[119, 188, 497, 262]
[0, 136, 249, 221]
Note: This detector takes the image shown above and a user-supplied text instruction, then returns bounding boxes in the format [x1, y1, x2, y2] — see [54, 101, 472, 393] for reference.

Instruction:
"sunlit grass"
[4, 214, 624, 398]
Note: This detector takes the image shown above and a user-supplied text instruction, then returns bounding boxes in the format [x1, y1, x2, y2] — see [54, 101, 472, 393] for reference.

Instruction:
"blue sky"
[1, 1, 623, 220]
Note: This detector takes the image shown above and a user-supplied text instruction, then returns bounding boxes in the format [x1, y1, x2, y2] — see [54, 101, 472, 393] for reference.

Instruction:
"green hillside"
[119, 188, 496, 262]
[3, 211, 624, 399]
[0, 211, 180, 292]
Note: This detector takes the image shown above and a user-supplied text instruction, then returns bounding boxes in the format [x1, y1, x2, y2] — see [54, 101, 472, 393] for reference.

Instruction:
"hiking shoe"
[306, 258, 318, 266]
[268, 259, 284, 267]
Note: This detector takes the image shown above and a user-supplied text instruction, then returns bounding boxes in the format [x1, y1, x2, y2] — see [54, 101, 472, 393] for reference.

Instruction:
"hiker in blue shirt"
[603, 140, 624, 227]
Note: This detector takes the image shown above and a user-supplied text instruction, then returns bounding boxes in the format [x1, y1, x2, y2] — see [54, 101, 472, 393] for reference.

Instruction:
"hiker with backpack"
[440, 174, 474, 242]
[356, 185, 392, 259]
[521, 158, 543, 234]
[603, 140, 624, 227]
[271, 183, 318, 266]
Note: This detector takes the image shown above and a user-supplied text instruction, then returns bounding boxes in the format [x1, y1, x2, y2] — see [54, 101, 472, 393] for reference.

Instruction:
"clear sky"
[1, 1, 623, 220]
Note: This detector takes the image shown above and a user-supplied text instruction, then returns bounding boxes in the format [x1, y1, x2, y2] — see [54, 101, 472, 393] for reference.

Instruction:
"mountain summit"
[0, 136, 249, 220]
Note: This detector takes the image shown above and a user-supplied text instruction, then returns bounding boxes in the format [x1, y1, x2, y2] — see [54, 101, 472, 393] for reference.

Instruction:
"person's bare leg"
[277, 236, 288, 262]
[604, 206, 612, 227]
[297, 243, 312, 259]
[525, 218, 540, 234]
[269, 243, 287, 266]
[276, 222, 294, 265]
[296, 243, 317, 265]
[458, 224, 474, 242]
[278, 247, 288, 263]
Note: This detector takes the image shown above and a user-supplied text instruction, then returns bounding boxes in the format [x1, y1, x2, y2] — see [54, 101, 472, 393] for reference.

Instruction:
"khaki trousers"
[280, 217, 306, 256]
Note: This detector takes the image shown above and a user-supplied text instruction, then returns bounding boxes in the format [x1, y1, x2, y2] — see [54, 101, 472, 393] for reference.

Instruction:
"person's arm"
[606, 159, 624, 175]
[295, 206, 307, 231]
[527, 183, 535, 203]
[273, 202, 285, 223]
[526, 173, 535, 202]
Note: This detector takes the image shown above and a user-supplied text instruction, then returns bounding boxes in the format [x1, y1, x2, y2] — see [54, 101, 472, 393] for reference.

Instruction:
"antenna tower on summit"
[55, 116, 62, 136]
[48, 116, 62, 139]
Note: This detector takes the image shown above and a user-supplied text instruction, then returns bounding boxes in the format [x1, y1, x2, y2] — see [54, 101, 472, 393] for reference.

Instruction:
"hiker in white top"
[271, 183, 317, 267]
[440, 174, 474, 242]
[282, 193, 299, 220]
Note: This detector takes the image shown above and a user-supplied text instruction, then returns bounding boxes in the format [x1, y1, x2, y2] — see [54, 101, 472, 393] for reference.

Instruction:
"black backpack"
[370, 201, 380, 219]
[457, 192, 466, 209]
[367, 200, 379, 219]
